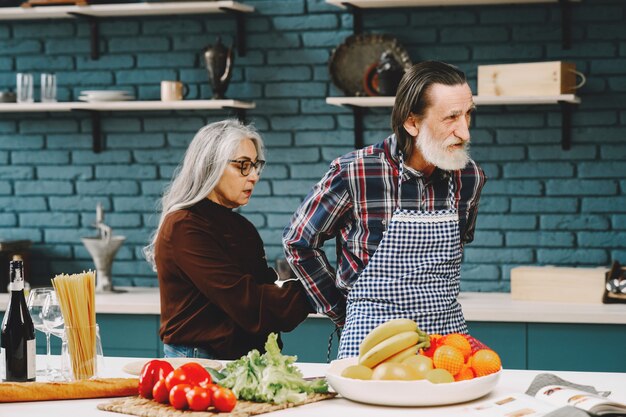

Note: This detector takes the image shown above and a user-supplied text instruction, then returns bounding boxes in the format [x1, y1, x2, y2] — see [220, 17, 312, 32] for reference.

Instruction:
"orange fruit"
[441, 333, 472, 361]
[454, 364, 475, 381]
[471, 349, 501, 377]
[432, 345, 464, 376]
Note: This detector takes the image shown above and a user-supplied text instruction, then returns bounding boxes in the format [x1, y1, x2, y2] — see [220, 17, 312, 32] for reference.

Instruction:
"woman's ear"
[403, 116, 419, 137]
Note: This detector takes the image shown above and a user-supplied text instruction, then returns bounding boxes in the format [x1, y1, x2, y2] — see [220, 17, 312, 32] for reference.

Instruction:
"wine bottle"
[1, 259, 36, 381]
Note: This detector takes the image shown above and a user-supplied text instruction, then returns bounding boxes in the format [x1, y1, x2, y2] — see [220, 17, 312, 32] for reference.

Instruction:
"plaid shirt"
[283, 135, 486, 326]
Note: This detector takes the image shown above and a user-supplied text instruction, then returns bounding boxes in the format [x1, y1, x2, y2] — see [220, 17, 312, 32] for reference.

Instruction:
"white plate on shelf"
[122, 358, 222, 376]
[325, 357, 501, 406]
[81, 90, 133, 98]
[78, 95, 135, 102]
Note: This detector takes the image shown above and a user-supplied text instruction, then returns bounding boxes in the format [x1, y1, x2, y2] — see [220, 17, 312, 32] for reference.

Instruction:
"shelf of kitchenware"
[0, 1, 254, 59]
[0, 99, 255, 153]
[326, 0, 579, 49]
[326, 94, 581, 150]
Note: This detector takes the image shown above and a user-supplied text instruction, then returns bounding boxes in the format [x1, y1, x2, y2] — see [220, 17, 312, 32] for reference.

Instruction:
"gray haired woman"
[145, 119, 313, 360]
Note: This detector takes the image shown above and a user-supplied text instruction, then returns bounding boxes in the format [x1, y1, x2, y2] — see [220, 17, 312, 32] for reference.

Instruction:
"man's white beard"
[415, 126, 470, 171]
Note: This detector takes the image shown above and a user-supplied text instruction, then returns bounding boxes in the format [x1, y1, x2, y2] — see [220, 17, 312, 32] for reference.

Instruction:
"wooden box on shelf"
[478, 61, 577, 97]
[511, 266, 607, 304]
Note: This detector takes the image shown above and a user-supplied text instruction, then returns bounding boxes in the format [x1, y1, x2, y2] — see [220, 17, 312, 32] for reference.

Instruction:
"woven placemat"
[98, 393, 337, 417]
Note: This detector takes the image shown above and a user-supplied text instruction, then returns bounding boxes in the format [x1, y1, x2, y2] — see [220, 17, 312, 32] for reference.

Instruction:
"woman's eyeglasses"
[228, 159, 266, 176]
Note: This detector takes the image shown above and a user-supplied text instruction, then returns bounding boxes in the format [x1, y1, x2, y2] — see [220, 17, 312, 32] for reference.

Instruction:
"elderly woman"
[145, 119, 313, 360]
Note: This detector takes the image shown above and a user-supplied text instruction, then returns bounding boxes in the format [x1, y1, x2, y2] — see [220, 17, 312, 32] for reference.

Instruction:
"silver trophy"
[82, 203, 126, 293]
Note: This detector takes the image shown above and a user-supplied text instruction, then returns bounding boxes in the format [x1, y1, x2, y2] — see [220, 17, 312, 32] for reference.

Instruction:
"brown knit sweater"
[155, 198, 313, 359]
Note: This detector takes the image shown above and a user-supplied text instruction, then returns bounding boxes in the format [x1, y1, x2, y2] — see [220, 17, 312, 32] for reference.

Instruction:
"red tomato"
[165, 363, 212, 390]
[169, 384, 192, 410]
[152, 379, 169, 404]
[138, 360, 174, 398]
[186, 386, 212, 411]
[213, 387, 237, 413]
[180, 363, 212, 387]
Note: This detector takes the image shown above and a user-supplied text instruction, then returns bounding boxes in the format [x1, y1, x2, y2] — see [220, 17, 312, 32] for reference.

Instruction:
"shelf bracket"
[220, 7, 247, 56]
[225, 107, 247, 124]
[345, 105, 364, 149]
[71, 109, 103, 153]
[559, 0, 573, 50]
[341, 3, 363, 35]
[558, 101, 575, 151]
[68, 12, 100, 60]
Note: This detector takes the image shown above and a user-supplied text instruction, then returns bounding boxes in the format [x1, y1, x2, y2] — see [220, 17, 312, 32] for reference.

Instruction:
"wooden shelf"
[326, 0, 579, 9]
[0, 99, 255, 112]
[0, 1, 254, 58]
[0, 1, 253, 19]
[327, 0, 578, 49]
[326, 94, 580, 108]
[326, 95, 580, 150]
[0, 99, 255, 152]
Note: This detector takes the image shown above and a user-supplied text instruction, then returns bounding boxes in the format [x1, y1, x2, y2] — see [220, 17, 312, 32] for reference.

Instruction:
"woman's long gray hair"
[144, 119, 264, 269]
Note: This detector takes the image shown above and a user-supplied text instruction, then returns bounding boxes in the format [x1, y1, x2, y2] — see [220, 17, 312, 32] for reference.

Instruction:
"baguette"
[0, 377, 138, 403]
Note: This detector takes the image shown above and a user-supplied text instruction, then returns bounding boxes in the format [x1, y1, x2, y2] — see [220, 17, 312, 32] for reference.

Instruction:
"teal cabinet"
[97, 314, 161, 358]
[282, 318, 338, 363]
[527, 323, 626, 373]
[3, 311, 625, 372]
[467, 322, 527, 370]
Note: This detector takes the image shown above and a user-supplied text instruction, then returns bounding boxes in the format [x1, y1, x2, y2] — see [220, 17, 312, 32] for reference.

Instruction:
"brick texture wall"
[0, 0, 625, 291]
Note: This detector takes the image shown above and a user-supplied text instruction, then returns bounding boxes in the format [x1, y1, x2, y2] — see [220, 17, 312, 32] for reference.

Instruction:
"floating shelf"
[0, 99, 255, 152]
[0, 1, 254, 58]
[326, 95, 580, 150]
[326, 0, 579, 8]
[326, 0, 579, 49]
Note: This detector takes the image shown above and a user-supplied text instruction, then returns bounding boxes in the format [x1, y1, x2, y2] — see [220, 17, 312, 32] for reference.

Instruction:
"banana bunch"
[358, 318, 430, 368]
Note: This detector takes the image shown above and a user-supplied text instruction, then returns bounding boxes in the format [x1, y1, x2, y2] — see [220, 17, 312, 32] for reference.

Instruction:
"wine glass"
[42, 291, 65, 380]
[26, 287, 54, 377]
[42, 291, 64, 338]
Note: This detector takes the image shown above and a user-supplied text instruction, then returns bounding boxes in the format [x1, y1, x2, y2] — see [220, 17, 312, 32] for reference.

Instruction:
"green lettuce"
[218, 333, 328, 404]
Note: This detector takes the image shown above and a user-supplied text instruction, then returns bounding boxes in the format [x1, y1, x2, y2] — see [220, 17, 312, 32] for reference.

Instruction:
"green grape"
[425, 368, 454, 384]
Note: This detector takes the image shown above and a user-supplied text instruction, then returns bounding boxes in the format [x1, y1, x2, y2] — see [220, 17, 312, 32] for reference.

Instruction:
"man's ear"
[403, 116, 419, 137]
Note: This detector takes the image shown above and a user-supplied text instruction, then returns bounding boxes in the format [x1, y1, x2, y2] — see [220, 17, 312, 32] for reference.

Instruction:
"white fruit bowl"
[325, 357, 501, 406]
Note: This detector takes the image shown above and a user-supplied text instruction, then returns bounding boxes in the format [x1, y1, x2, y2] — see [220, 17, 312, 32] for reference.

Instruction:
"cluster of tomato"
[138, 360, 237, 412]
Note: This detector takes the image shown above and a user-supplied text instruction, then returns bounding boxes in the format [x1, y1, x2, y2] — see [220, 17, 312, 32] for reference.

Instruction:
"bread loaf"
[0, 377, 138, 403]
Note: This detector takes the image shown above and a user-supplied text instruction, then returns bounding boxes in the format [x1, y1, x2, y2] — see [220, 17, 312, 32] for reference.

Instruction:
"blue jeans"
[163, 343, 215, 359]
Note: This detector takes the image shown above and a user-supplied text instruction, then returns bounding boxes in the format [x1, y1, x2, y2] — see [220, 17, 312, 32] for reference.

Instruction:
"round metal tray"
[329, 33, 413, 97]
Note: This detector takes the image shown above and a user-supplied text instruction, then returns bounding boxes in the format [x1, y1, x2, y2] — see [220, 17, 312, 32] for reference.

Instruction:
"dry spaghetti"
[51, 271, 97, 380]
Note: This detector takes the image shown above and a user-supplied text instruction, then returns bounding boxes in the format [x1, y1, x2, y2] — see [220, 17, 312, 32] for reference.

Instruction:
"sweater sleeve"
[171, 215, 312, 335]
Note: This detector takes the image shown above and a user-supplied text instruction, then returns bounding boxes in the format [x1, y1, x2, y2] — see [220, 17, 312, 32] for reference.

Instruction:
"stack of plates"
[78, 90, 135, 102]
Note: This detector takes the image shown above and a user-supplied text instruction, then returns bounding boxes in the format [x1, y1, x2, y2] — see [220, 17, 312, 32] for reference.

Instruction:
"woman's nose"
[248, 170, 260, 183]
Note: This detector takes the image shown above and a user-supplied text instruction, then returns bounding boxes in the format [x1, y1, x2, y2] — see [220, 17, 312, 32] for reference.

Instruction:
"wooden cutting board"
[98, 393, 337, 417]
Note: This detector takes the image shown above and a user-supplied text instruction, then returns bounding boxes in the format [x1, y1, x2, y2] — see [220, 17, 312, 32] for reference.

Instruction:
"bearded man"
[283, 61, 486, 359]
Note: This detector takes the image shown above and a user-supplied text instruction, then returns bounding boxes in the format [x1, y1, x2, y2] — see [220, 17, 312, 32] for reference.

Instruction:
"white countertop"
[1, 287, 625, 324]
[1, 355, 625, 417]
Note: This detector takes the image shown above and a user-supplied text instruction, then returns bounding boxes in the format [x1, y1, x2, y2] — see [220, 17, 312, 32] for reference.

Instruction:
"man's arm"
[283, 160, 352, 326]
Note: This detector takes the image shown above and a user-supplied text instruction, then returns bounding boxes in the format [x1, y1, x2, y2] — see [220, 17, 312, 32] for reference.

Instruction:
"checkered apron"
[338, 162, 467, 359]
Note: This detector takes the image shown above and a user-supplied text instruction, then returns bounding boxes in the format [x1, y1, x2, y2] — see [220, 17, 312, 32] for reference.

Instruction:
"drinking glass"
[40, 73, 57, 103]
[16, 73, 34, 103]
[26, 287, 54, 377]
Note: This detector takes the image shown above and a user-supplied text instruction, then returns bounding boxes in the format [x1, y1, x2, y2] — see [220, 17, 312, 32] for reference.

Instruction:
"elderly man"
[283, 61, 487, 358]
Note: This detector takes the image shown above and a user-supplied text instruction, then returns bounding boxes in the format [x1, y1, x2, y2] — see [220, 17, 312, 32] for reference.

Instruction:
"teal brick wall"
[0, 0, 625, 292]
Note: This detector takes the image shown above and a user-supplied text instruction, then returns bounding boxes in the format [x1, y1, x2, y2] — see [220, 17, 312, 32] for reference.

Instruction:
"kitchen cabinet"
[326, 95, 581, 150]
[0, 100, 255, 153]
[3, 290, 623, 371]
[326, 0, 579, 49]
[0, 1, 254, 59]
